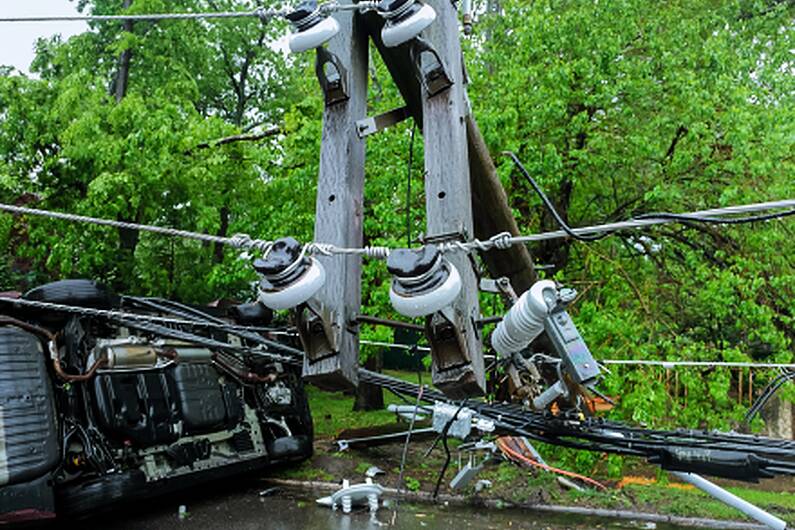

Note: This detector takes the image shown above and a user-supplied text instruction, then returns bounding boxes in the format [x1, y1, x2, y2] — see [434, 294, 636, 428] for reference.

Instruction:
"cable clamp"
[489, 231, 514, 250]
[230, 233, 273, 254]
[305, 242, 335, 256]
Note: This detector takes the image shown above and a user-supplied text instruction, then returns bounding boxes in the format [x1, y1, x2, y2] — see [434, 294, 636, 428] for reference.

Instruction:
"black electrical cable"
[503, 151, 795, 241]
[635, 210, 795, 225]
[65, 300, 795, 480]
[428, 401, 467, 500]
[744, 370, 795, 425]
[503, 151, 609, 242]
[122, 296, 305, 359]
[745, 371, 789, 423]
[433, 431, 452, 499]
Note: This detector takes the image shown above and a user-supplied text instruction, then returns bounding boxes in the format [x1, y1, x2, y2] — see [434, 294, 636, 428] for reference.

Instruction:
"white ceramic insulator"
[289, 16, 340, 53]
[491, 280, 556, 358]
[257, 257, 326, 310]
[367, 494, 379, 513]
[381, 3, 436, 47]
[341, 495, 352, 514]
[389, 262, 461, 318]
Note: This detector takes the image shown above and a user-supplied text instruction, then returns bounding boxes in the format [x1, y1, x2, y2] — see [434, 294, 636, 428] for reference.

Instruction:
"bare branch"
[185, 127, 280, 154]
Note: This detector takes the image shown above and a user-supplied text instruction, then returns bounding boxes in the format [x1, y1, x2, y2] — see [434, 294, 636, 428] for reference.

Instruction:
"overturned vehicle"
[0, 279, 313, 523]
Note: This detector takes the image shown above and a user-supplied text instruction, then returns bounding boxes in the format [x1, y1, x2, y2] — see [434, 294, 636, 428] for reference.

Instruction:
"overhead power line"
[349, 337, 795, 369]
[0, 8, 286, 23]
[0, 2, 379, 24]
[0, 296, 282, 333]
[0, 199, 793, 258]
[0, 202, 273, 251]
[601, 359, 795, 369]
[510, 199, 795, 244]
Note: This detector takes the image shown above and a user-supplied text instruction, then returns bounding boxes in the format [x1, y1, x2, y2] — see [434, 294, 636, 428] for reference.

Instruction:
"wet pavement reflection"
[79, 483, 697, 530]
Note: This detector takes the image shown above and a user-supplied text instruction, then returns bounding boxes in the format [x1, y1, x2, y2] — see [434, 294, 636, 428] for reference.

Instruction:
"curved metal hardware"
[409, 37, 453, 97]
[315, 46, 350, 106]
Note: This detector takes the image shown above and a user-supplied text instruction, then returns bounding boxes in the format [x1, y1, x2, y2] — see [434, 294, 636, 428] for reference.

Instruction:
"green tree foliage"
[0, 0, 793, 444]
[470, 0, 794, 433]
[0, 0, 301, 300]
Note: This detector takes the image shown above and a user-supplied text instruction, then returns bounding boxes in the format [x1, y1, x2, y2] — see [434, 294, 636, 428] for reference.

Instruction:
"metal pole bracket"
[409, 37, 453, 97]
[315, 47, 350, 107]
[295, 300, 339, 364]
[355, 106, 411, 138]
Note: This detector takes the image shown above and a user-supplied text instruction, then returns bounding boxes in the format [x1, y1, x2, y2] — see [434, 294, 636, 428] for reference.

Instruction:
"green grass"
[306, 369, 428, 439]
[564, 483, 795, 522]
[301, 370, 795, 525]
[274, 460, 334, 482]
[354, 461, 374, 475]
[307, 385, 396, 439]
[404, 476, 421, 491]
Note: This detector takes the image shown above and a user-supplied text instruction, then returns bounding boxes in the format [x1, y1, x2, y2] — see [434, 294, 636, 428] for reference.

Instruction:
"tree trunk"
[353, 352, 384, 411]
[213, 205, 229, 264]
[114, 0, 137, 270]
[114, 0, 133, 102]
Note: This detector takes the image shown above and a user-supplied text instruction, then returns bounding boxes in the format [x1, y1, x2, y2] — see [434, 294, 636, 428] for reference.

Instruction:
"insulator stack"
[491, 280, 556, 357]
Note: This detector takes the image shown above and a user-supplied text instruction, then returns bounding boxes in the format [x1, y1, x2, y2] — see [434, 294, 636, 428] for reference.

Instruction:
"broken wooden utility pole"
[362, 7, 537, 298]
[466, 116, 537, 295]
[298, 0, 535, 397]
[413, 0, 485, 397]
[300, 0, 368, 390]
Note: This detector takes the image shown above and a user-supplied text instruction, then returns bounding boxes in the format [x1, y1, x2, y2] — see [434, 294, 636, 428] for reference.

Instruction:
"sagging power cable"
[0, 202, 273, 252]
[0, 296, 282, 334]
[1, 198, 794, 258]
[503, 151, 795, 241]
[0, 296, 300, 365]
[744, 370, 795, 425]
[7, 289, 794, 481]
[352, 338, 795, 370]
[503, 151, 608, 242]
[0, 2, 382, 25]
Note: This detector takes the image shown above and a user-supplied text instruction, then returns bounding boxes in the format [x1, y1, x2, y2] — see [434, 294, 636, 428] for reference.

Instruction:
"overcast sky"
[0, 1, 88, 74]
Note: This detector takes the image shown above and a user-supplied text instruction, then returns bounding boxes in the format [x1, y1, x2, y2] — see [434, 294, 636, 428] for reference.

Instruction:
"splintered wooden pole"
[420, 0, 485, 397]
[466, 116, 538, 295]
[303, 5, 368, 390]
[362, 15, 536, 298]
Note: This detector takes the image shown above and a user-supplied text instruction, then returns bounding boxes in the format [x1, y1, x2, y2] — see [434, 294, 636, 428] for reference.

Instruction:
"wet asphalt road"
[75, 481, 692, 530]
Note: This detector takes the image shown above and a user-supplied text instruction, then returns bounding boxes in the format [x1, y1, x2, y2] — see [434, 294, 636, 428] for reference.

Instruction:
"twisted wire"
[0, 203, 273, 251]
[2, 199, 793, 260]
[0, 296, 283, 333]
[0, 2, 387, 24]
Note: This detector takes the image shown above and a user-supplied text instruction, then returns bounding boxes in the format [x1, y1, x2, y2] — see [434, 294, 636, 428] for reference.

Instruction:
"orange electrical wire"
[495, 436, 607, 491]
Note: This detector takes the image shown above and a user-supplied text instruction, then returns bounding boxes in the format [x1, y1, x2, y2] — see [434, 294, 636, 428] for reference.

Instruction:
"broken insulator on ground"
[491, 279, 557, 357]
[285, 0, 340, 53]
[387, 245, 461, 318]
[316, 478, 384, 514]
[379, 0, 437, 47]
[255, 237, 326, 310]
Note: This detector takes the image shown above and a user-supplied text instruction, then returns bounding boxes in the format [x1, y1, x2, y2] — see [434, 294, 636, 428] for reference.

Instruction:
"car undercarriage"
[0, 279, 313, 523]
